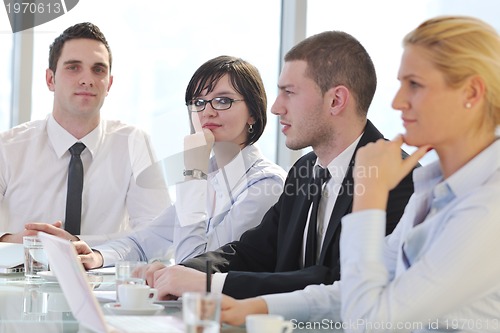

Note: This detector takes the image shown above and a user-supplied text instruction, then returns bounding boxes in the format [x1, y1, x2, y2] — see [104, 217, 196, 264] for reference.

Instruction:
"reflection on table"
[0, 273, 327, 333]
[0, 273, 241, 333]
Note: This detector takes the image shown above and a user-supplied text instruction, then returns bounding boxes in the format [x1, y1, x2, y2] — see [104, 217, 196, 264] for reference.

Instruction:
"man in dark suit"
[144, 30, 415, 299]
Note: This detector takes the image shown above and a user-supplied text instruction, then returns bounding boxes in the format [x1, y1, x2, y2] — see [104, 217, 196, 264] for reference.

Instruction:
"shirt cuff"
[175, 180, 207, 227]
[262, 290, 311, 322]
[211, 272, 227, 294]
[93, 245, 126, 267]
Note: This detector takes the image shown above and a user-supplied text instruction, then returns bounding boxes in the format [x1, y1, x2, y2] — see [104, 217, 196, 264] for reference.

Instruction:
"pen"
[206, 260, 212, 293]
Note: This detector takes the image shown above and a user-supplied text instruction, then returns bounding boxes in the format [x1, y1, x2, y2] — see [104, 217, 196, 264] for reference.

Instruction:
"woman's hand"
[353, 135, 430, 211]
[221, 295, 269, 326]
[183, 128, 215, 175]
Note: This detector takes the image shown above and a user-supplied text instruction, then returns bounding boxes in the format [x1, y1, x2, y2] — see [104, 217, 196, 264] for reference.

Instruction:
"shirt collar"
[209, 144, 262, 191]
[414, 138, 500, 198]
[47, 114, 102, 158]
[446, 138, 500, 197]
[315, 133, 362, 185]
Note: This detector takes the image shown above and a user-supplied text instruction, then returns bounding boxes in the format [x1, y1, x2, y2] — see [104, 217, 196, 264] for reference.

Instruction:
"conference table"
[0, 273, 331, 333]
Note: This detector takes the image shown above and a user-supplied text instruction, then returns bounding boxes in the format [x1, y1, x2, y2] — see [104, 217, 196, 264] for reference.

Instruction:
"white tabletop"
[0, 273, 330, 333]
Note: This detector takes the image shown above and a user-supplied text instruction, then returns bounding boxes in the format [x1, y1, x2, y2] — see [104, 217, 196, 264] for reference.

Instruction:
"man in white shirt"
[0, 22, 169, 246]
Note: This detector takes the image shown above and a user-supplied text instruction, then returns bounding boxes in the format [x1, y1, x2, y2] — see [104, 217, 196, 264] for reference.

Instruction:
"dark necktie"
[304, 166, 331, 267]
[64, 142, 86, 235]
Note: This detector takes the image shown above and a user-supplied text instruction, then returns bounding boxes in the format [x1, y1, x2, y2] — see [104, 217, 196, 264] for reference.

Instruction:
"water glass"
[23, 236, 49, 279]
[23, 283, 48, 321]
[182, 292, 221, 333]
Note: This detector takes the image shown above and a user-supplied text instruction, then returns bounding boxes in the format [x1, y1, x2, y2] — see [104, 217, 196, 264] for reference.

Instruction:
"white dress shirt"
[95, 144, 286, 266]
[264, 139, 500, 333]
[0, 114, 170, 246]
[301, 136, 361, 266]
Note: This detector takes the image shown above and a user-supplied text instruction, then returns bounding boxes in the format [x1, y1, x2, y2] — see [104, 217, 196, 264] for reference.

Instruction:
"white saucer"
[155, 299, 182, 307]
[37, 271, 103, 287]
[104, 302, 164, 315]
[37, 270, 57, 282]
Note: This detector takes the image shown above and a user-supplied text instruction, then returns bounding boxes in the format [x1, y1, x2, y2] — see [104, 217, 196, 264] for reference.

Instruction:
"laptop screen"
[38, 232, 110, 333]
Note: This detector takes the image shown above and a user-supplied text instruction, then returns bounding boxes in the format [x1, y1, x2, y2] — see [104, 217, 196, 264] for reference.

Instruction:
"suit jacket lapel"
[318, 120, 384, 264]
[279, 156, 315, 269]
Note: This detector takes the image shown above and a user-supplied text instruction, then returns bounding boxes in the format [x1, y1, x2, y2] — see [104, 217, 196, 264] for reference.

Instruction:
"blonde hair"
[404, 16, 500, 126]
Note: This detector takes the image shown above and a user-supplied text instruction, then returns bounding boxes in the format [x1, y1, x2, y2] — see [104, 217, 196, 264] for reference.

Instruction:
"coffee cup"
[115, 260, 147, 302]
[117, 284, 158, 309]
[246, 314, 294, 333]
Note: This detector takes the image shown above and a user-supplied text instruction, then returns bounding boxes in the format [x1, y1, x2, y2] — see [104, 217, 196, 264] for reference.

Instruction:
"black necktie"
[65, 142, 86, 235]
[304, 166, 331, 267]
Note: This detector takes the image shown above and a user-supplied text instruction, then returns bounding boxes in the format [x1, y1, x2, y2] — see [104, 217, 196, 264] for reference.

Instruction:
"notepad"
[38, 232, 183, 333]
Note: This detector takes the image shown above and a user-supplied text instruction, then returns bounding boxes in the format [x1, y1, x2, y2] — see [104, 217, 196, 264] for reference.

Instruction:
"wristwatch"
[183, 169, 207, 180]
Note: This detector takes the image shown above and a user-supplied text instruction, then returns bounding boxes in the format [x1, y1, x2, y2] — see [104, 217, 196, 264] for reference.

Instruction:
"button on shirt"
[0, 114, 170, 246]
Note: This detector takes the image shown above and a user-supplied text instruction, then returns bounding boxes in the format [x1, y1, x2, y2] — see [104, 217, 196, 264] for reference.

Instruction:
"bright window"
[30, 0, 281, 181]
[307, 0, 500, 165]
[0, 13, 12, 131]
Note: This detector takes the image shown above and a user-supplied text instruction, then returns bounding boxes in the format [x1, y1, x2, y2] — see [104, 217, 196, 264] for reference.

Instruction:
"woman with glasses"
[220, 16, 500, 330]
[173, 55, 286, 263]
[75, 56, 286, 269]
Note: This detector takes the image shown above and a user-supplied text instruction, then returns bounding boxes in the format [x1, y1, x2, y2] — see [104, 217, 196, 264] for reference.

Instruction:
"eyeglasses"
[186, 97, 244, 112]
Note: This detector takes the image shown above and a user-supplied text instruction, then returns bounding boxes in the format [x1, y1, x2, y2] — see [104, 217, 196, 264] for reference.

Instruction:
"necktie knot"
[310, 166, 331, 196]
[314, 166, 331, 184]
[69, 142, 86, 156]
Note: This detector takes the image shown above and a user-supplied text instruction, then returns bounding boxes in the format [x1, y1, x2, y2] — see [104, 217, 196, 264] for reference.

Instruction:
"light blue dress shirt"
[264, 139, 500, 333]
[95, 144, 286, 266]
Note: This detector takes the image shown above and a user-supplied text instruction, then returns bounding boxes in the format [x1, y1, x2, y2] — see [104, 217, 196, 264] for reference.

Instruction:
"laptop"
[0, 242, 25, 274]
[38, 232, 184, 333]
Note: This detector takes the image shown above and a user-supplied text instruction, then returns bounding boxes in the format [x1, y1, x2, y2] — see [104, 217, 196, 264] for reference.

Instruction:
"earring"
[465, 102, 472, 109]
[248, 124, 254, 134]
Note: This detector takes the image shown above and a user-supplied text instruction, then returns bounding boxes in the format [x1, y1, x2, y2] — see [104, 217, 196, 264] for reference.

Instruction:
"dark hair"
[285, 31, 377, 117]
[185, 56, 267, 146]
[49, 22, 112, 73]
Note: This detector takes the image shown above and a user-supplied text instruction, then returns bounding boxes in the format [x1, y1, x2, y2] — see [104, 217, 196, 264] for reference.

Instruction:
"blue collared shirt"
[264, 139, 500, 332]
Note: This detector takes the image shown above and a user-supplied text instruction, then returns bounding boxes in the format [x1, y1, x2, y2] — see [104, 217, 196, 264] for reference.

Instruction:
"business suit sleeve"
[218, 171, 414, 299]
[181, 193, 335, 299]
[222, 265, 337, 299]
